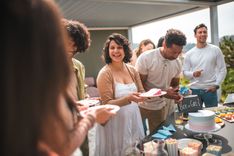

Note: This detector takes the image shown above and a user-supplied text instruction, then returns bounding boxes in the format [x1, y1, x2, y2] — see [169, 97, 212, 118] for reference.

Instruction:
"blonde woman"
[130, 39, 155, 66]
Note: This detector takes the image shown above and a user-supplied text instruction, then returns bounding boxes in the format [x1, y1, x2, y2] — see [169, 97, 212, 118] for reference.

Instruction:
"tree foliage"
[220, 36, 234, 102]
[220, 36, 234, 68]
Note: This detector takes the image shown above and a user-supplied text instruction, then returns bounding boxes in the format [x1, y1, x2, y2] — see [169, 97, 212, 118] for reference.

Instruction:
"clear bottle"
[174, 108, 183, 125]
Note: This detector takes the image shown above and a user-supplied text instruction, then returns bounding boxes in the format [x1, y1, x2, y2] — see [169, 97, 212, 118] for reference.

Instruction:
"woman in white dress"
[95, 33, 145, 156]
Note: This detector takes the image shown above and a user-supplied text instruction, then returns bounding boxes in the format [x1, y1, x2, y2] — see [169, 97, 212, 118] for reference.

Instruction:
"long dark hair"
[1, 0, 71, 155]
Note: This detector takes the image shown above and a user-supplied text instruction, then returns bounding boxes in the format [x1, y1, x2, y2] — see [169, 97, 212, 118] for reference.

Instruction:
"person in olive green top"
[63, 19, 91, 156]
[63, 19, 90, 101]
[72, 58, 86, 100]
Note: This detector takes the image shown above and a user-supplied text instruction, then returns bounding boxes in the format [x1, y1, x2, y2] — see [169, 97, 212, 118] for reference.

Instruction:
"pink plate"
[140, 91, 167, 98]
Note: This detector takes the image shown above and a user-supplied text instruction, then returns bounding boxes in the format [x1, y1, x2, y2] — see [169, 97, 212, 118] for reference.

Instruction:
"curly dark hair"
[194, 23, 207, 34]
[164, 29, 187, 48]
[102, 33, 132, 64]
[63, 19, 90, 53]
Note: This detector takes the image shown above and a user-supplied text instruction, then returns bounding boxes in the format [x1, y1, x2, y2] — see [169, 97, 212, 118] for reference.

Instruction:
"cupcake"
[188, 141, 202, 154]
[180, 147, 198, 156]
[206, 145, 222, 156]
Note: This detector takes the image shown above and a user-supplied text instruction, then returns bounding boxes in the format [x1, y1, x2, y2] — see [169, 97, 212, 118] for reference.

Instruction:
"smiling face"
[195, 26, 208, 44]
[108, 40, 125, 63]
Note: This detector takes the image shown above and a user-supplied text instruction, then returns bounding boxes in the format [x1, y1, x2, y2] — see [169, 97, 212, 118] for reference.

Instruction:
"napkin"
[152, 124, 176, 139]
[158, 129, 172, 137]
[152, 133, 168, 139]
[163, 124, 176, 132]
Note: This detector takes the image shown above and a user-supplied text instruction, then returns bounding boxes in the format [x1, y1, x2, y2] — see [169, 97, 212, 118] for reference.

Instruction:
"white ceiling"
[55, 0, 232, 28]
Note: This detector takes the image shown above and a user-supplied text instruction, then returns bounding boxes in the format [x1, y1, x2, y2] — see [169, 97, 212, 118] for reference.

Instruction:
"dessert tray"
[185, 123, 221, 133]
[140, 89, 167, 98]
[215, 117, 225, 127]
[208, 106, 234, 123]
[80, 104, 120, 117]
[216, 114, 234, 123]
[215, 110, 234, 123]
[178, 138, 203, 150]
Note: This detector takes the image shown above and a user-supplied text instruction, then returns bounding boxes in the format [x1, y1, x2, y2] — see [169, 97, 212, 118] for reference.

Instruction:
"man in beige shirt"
[135, 29, 186, 133]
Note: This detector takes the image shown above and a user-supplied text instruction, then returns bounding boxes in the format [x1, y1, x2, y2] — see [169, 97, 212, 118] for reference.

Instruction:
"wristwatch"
[215, 85, 220, 89]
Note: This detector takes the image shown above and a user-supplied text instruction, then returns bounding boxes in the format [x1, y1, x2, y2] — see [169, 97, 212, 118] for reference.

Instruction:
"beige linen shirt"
[135, 48, 181, 110]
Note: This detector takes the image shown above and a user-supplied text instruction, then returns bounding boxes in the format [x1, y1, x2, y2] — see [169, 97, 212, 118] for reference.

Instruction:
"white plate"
[178, 138, 203, 150]
[185, 123, 221, 133]
[77, 99, 100, 107]
[140, 90, 167, 98]
[80, 104, 120, 117]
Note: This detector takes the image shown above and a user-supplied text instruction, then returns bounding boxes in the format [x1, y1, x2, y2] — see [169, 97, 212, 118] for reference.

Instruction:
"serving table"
[145, 107, 234, 155]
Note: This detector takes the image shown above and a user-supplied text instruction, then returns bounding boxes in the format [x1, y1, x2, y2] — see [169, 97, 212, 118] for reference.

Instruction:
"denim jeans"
[191, 88, 218, 108]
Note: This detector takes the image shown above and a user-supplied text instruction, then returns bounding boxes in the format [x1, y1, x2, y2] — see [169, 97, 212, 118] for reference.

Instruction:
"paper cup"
[165, 138, 178, 156]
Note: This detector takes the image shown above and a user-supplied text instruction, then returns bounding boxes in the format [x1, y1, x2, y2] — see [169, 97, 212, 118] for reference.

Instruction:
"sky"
[131, 1, 234, 45]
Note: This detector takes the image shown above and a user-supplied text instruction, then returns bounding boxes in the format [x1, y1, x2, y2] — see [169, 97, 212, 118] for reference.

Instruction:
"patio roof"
[55, 0, 232, 29]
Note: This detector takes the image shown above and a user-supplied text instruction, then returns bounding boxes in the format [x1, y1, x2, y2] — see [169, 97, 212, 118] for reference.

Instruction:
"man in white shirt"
[135, 29, 186, 133]
[183, 23, 227, 107]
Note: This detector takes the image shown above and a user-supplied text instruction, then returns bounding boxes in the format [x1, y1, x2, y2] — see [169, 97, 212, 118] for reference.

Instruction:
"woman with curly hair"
[94, 33, 145, 156]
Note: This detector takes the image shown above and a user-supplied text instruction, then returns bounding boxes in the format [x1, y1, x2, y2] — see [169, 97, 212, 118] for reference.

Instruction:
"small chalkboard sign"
[177, 95, 202, 113]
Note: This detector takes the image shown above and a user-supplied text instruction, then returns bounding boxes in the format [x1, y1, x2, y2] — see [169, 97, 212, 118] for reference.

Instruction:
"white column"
[210, 5, 222, 102]
[128, 27, 133, 47]
[210, 5, 219, 46]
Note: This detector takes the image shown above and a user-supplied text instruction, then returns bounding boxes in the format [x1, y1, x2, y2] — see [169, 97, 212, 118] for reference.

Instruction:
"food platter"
[208, 106, 234, 123]
[215, 117, 225, 127]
